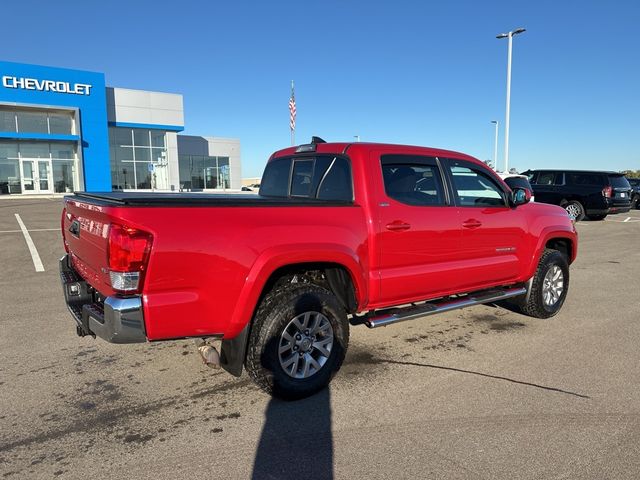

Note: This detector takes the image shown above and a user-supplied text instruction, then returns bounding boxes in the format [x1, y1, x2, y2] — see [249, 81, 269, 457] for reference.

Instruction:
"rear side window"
[449, 163, 506, 207]
[259, 155, 353, 201]
[566, 173, 605, 186]
[381, 155, 446, 206]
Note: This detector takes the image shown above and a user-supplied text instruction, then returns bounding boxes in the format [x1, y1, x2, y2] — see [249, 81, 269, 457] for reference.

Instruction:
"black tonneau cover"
[69, 192, 353, 207]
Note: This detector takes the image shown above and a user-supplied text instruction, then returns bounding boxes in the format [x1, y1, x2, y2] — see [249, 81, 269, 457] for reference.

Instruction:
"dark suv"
[628, 178, 640, 209]
[522, 170, 632, 221]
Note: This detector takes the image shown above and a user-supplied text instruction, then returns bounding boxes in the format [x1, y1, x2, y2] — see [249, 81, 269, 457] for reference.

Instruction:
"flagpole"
[290, 80, 295, 146]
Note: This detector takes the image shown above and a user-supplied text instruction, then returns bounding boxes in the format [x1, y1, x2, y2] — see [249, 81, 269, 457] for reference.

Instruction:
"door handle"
[462, 219, 482, 229]
[386, 221, 411, 232]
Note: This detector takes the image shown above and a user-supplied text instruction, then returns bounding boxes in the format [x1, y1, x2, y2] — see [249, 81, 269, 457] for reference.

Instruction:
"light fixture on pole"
[496, 27, 525, 173]
[491, 120, 499, 171]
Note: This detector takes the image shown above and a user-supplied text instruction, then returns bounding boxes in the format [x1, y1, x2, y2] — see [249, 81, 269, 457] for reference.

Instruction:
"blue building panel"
[0, 61, 111, 192]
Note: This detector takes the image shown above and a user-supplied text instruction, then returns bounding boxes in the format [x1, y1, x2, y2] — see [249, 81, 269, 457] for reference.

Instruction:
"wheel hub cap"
[542, 265, 564, 307]
[279, 311, 334, 379]
[565, 204, 580, 220]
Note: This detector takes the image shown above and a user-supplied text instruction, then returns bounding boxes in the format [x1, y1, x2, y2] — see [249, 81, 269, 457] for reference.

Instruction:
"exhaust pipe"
[195, 339, 221, 369]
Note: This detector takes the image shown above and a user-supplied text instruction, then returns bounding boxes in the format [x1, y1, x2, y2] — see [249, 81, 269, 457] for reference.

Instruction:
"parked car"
[522, 169, 632, 221]
[498, 173, 535, 202]
[60, 138, 577, 399]
[627, 178, 640, 209]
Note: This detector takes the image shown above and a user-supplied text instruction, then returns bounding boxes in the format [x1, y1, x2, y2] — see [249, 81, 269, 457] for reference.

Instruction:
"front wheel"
[519, 249, 570, 319]
[632, 195, 639, 210]
[245, 284, 349, 400]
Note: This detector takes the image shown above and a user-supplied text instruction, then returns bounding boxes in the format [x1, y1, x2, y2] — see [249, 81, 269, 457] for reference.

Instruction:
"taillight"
[107, 224, 153, 294]
[602, 186, 612, 198]
[61, 208, 69, 253]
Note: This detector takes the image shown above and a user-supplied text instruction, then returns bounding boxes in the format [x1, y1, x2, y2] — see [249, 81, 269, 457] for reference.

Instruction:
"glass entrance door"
[20, 159, 53, 194]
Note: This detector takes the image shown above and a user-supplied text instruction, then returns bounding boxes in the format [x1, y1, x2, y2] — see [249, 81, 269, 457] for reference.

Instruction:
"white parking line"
[14, 214, 45, 272]
[624, 217, 631, 222]
[0, 228, 58, 234]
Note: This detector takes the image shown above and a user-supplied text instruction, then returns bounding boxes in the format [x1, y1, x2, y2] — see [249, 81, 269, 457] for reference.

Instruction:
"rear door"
[444, 159, 527, 290]
[374, 153, 463, 304]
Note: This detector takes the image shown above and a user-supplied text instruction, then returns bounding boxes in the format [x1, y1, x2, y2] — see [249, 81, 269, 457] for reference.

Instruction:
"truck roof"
[271, 141, 480, 165]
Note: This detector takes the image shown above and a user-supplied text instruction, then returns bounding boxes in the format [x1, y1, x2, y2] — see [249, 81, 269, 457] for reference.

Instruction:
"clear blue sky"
[3, 0, 639, 177]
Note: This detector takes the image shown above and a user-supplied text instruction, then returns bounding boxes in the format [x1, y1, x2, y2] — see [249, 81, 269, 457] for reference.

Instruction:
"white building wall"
[106, 88, 184, 127]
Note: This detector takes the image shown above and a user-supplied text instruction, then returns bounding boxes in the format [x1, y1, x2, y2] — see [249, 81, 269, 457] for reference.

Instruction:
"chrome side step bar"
[364, 286, 527, 328]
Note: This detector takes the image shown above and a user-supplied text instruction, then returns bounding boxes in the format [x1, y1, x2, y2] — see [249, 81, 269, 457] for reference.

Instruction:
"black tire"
[563, 200, 585, 222]
[245, 284, 349, 400]
[519, 249, 570, 319]
[587, 214, 607, 221]
[632, 194, 639, 210]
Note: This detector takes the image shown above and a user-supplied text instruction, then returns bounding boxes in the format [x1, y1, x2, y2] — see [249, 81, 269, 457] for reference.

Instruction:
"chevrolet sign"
[2, 76, 92, 95]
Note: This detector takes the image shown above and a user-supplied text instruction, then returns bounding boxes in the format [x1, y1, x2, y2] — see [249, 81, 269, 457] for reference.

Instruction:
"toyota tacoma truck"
[60, 138, 577, 399]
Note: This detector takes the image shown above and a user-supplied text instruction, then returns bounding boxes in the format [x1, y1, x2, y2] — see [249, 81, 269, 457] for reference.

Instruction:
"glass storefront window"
[134, 147, 151, 162]
[0, 141, 18, 159]
[17, 111, 49, 134]
[178, 154, 232, 190]
[109, 127, 169, 190]
[151, 130, 165, 148]
[0, 140, 78, 195]
[51, 143, 75, 159]
[19, 142, 50, 158]
[53, 160, 75, 193]
[0, 107, 75, 135]
[0, 110, 17, 133]
[135, 163, 152, 189]
[0, 159, 21, 194]
[133, 129, 150, 147]
[49, 113, 73, 135]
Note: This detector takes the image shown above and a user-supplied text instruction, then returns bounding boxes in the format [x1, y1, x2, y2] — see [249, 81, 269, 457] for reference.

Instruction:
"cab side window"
[381, 155, 446, 206]
[449, 164, 506, 207]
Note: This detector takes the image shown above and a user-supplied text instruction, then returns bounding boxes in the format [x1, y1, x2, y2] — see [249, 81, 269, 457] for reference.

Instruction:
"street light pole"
[491, 120, 499, 171]
[497, 27, 525, 173]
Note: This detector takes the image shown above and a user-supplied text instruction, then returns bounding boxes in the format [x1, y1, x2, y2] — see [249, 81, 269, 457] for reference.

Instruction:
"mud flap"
[219, 323, 250, 377]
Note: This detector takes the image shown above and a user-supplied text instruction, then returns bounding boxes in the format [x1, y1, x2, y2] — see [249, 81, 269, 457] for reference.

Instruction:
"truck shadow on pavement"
[252, 388, 333, 480]
[380, 359, 590, 399]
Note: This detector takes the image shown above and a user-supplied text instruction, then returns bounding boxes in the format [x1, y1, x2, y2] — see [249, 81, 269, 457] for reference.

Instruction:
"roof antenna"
[311, 136, 326, 144]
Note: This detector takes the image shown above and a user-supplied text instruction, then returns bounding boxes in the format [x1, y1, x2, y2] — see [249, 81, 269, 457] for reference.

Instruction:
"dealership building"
[0, 61, 241, 195]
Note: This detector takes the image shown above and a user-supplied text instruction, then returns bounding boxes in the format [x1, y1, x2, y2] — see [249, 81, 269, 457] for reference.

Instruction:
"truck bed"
[71, 191, 353, 207]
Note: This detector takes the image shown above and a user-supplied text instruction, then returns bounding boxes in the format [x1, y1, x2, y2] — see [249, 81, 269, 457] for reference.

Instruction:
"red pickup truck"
[60, 138, 577, 399]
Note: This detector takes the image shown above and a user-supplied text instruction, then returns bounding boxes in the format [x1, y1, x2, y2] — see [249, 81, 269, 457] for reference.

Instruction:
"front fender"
[523, 226, 577, 281]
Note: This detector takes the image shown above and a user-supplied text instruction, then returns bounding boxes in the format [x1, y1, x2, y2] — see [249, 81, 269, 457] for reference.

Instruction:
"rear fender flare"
[225, 243, 367, 339]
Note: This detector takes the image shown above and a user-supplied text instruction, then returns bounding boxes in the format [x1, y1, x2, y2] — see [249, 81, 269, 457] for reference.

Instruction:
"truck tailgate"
[63, 197, 114, 296]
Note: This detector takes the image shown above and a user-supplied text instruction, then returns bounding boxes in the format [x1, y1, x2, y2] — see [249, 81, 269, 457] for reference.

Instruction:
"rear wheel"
[632, 194, 639, 210]
[245, 284, 349, 400]
[563, 200, 585, 222]
[519, 249, 570, 319]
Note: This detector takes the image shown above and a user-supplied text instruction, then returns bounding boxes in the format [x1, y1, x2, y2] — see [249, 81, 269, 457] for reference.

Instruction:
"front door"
[445, 159, 526, 290]
[20, 159, 53, 194]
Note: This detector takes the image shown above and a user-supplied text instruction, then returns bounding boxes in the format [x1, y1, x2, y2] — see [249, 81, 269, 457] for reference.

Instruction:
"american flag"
[289, 81, 296, 131]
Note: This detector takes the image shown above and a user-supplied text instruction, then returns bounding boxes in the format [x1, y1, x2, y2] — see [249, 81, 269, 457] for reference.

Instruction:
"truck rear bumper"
[59, 255, 147, 344]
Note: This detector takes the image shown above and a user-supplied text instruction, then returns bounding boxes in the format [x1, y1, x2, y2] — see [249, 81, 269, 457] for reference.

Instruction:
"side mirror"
[512, 187, 531, 206]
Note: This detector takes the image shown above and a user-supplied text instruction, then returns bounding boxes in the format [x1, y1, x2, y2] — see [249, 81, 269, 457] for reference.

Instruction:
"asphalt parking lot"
[1, 199, 639, 479]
